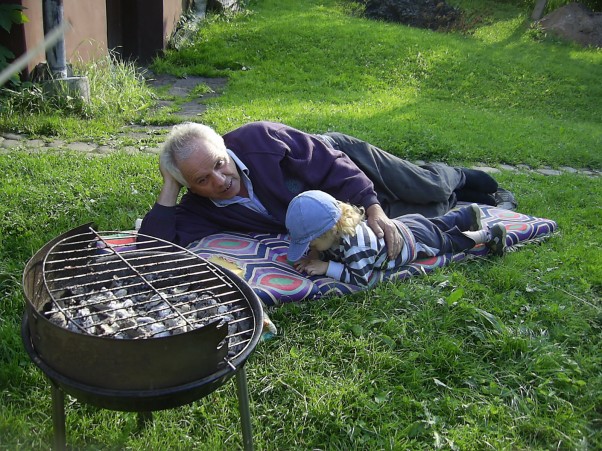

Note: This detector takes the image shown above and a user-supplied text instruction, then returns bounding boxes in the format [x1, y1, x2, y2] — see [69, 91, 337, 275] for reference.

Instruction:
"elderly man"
[139, 121, 512, 259]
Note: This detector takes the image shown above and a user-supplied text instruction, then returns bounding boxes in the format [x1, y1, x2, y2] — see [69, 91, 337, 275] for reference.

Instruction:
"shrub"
[0, 4, 29, 87]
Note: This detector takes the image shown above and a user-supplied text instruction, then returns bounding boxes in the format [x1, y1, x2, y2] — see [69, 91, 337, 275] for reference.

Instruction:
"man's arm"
[138, 204, 178, 243]
[156, 163, 182, 207]
[224, 122, 404, 257]
[272, 124, 403, 258]
[138, 158, 183, 244]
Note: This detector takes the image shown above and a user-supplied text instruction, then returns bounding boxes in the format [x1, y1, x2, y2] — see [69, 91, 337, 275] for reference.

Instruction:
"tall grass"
[0, 53, 156, 139]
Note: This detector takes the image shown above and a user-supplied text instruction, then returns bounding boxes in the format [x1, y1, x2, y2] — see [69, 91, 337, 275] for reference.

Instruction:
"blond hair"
[317, 201, 364, 242]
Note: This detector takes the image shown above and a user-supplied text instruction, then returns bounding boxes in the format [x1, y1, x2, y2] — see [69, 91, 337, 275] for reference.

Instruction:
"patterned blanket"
[187, 205, 557, 307]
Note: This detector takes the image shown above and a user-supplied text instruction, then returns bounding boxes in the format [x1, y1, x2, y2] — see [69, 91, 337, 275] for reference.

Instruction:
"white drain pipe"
[40, 0, 90, 102]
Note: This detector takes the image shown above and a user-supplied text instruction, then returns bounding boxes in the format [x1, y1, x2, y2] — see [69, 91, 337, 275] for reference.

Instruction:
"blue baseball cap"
[286, 190, 341, 262]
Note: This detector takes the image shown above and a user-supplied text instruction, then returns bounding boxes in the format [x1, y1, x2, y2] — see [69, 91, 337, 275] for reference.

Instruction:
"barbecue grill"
[21, 223, 263, 450]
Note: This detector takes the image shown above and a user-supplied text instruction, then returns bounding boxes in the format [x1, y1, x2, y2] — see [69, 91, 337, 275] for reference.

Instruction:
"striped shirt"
[322, 220, 428, 287]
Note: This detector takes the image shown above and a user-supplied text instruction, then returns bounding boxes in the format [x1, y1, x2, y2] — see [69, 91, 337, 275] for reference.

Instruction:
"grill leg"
[137, 411, 153, 430]
[50, 381, 66, 451]
[235, 366, 254, 451]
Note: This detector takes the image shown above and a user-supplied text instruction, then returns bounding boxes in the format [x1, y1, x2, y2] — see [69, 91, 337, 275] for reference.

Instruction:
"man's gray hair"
[160, 122, 227, 187]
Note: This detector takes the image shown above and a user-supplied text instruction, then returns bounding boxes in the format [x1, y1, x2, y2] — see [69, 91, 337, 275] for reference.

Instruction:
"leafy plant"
[0, 4, 29, 87]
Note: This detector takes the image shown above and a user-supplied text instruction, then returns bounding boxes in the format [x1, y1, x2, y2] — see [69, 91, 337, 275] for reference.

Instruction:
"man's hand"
[366, 204, 402, 259]
[156, 159, 183, 207]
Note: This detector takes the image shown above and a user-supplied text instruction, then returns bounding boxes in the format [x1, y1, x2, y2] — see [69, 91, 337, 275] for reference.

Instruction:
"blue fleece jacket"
[139, 121, 379, 247]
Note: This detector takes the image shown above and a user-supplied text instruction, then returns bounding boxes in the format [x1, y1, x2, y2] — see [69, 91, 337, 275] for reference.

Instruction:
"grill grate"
[41, 226, 257, 360]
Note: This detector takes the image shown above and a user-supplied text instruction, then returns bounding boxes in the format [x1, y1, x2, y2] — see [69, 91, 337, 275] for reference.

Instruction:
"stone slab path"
[0, 73, 599, 178]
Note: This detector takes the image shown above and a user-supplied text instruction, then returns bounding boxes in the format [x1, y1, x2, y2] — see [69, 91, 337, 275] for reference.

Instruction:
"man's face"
[177, 146, 242, 200]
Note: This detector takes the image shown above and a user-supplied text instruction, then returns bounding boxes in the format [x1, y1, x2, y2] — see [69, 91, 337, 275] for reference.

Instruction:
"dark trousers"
[398, 206, 477, 255]
[321, 132, 497, 217]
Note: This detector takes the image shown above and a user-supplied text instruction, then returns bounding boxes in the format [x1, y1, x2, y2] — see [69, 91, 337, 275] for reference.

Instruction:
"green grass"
[0, 0, 601, 449]
[153, 0, 602, 169]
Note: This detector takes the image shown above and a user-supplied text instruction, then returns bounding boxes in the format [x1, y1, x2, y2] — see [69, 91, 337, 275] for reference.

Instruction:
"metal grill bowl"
[22, 224, 263, 410]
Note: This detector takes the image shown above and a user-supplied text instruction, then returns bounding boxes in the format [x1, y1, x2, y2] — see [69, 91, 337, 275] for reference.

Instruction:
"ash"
[45, 278, 243, 343]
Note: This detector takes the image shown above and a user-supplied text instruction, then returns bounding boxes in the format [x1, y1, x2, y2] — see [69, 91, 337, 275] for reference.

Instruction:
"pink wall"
[164, 0, 183, 45]
[2, 0, 191, 78]
[21, 0, 44, 74]
[19, 0, 107, 74]
[63, 0, 108, 63]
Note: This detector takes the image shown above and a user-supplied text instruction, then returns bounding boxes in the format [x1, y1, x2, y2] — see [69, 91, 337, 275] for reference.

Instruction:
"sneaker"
[486, 223, 507, 256]
[494, 188, 518, 211]
[468, 203, 482, 231]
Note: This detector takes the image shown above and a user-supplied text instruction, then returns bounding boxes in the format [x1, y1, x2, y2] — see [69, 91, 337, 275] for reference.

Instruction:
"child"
[286, 190, 507, 287]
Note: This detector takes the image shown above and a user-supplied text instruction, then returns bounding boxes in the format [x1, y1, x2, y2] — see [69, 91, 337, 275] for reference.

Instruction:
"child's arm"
[294, 225, 392, 287]
[294, 250, 379, 287]
[326, 229, 393, 287]
[293, 258, 329, 277]
[325, 251, 377, 287]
